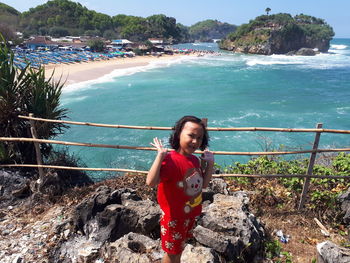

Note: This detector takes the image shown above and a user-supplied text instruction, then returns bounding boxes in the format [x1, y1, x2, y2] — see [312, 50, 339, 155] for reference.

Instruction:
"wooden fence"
[1, 114, 350, 210]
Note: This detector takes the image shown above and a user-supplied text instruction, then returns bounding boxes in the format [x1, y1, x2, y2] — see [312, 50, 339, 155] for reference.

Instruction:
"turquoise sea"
[59, 39, 350, 177]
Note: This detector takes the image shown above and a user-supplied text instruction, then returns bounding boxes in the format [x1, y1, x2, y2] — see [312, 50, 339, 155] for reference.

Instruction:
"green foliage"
[218, 153, 350, 213]
[189, 19, 237, 41]
[103, 29, 117, 40]
[46, 147, 93, 187]
[84, 29, 101, 37]
[48, 26, 69, 37]
[18, 0, 113, 37]
[87, 38, 105, 52]
[279, 23, 304, 41]
[333, 152, 350, 174]
[222, 12, 334, 48]
[0, 3, 20, 38]
[300, 23, 335, 41]
[264, 239, 281, 259]
[146, 14, 178, 39]
[0, 3, 20, 16]
[1, 0, 244, 43]
[0, 34, 68, 164]
[1, 0, 188, 42]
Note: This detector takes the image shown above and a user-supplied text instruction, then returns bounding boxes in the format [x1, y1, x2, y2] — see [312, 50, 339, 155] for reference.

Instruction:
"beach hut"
[111, 39, 133, 50]
[148, 38, 164, 45]
[24, 36, 56, 50]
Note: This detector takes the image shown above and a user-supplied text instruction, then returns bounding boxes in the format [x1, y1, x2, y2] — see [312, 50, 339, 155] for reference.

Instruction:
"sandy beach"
[44, 54, 190, 86]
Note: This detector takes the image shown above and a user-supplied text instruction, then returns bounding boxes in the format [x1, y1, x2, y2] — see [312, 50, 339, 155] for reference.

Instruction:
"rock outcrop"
[49, 179, 266, 262]
[338, 188, 350, 225]
[317, 241, 350, 263]
[220, 13, 334, 55]
[195, 192, 265, 262]
[0, 169, 31, 209]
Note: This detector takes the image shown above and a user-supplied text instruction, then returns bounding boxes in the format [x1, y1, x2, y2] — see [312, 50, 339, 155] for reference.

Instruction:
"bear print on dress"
[177, 167, 203, 213]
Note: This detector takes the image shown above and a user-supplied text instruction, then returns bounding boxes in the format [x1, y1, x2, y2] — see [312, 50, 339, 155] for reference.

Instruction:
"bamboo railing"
[1, 115, 350, 210]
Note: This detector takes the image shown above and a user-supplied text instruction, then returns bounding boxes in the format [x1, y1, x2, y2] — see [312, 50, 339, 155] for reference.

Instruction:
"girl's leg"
[162, 253, 181, 263]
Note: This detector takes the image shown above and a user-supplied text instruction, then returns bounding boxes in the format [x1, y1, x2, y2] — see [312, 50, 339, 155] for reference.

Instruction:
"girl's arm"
[146, 137, 168, 187]
[200, 149, 215, 188]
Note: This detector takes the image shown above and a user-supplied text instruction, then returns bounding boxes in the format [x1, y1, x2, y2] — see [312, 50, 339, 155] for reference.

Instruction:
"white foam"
[331, 44, 348, 50]
[246, 59, 301, 66]
[336, 107, 350, 115]
[211, 112, 262, 126]
[62, 56, 198, 94]
[244, 51, 350, 69]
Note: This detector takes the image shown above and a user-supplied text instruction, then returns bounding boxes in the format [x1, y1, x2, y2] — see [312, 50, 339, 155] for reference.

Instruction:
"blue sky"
[2, 0, 350, 37]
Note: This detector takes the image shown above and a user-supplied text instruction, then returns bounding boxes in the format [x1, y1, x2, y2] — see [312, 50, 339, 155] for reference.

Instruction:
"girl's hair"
[169, 116, 209, 151]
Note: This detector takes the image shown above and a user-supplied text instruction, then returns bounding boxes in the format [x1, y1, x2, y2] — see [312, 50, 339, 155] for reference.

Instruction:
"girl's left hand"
[200, 148, 214, 165]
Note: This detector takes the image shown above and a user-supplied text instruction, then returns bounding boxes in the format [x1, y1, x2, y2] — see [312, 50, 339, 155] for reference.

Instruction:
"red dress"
[158, 151, 203, 254]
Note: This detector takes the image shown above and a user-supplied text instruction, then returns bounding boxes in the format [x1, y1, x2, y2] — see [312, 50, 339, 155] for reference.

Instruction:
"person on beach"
[146, 116, 214, 263]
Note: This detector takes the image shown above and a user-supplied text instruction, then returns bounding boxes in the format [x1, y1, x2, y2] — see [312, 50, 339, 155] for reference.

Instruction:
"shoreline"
[44, 54, 193, 87]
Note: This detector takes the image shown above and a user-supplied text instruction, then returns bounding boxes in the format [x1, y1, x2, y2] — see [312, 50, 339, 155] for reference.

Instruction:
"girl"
[146, 116, 214, 263]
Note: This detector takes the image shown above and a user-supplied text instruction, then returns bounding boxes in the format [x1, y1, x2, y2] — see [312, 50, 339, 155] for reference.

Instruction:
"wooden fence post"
[201, 118, 208, 171]
[29, 113, 45, 181]
[298, 123, 323, 210]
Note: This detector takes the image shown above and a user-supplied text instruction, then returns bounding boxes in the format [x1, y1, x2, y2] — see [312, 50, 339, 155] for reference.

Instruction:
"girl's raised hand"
[150, 137, 168, 157]
[200, 148, 214, 165]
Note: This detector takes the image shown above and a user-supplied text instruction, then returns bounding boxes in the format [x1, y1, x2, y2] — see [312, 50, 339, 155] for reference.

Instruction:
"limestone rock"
[0, 170, 31, 208]
[295, 48, 317, 56]
[317, 241, 350, 263]
[338, 188, 350, 225]
[54, 236, 102, 263]
[181, 244, 222, 263]
[209, 178, 229, 195]
[103, 232, 162, 263]
[196, 192, 265, 261]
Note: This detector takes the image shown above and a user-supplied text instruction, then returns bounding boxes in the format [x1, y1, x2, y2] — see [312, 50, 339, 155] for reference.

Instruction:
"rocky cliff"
[219, 13, 334, 55]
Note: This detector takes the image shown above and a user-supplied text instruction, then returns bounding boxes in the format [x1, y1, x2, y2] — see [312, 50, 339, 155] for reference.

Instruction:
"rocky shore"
[1, 169, 350, 262]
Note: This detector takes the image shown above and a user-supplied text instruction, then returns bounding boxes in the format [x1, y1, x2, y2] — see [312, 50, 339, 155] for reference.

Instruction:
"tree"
[87, 38, 105, 52]
[0, 24, 16, 40]
[49, 26, 69, 37]
[0, 34, 68, 164]
[103, 29, 117, 40]
[265, 7, 271, 15]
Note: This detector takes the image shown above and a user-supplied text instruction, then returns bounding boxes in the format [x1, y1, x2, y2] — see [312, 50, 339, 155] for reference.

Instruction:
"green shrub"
[0, 34, 68, 164]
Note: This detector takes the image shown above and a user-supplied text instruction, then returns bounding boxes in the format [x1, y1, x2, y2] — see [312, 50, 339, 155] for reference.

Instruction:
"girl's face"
[177, 121, 204, 156]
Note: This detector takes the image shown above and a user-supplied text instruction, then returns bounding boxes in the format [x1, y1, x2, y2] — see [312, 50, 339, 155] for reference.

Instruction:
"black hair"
[169, 115, 209, 151]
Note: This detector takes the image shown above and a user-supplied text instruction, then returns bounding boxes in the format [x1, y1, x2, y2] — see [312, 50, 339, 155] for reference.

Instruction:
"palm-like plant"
[0, 35, 68, 164]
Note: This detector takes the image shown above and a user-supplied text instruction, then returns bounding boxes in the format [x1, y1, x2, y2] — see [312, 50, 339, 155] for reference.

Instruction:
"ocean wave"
[61, 95, 88, 105]
[211, 112, 262, 126]
[336, 107, 350, 115]
[63, 56, 198, 94]
[246, 59, 302, 66]
[331, 44, 348, 50]
[243, 52, 350, 69]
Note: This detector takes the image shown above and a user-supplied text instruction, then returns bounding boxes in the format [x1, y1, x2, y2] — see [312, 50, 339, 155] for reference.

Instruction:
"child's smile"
[177, 122, 204, 156]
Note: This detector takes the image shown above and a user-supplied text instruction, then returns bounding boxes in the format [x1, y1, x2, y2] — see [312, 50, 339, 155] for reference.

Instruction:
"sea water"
[59, 39, 350, 178]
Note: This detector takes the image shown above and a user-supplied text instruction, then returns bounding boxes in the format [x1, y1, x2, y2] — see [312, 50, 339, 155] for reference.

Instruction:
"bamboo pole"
[18, 115, 350, 134]
[201, 118, 208, 171]
[212, 173, 350, 179]
[0, 164, 148, 173]
[0, 164, 350, 179]
[1, 137, 350, 156]
[298, 123, 323, 210]
[29, 113, 45, 181]
[18, 115, 172, 130]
